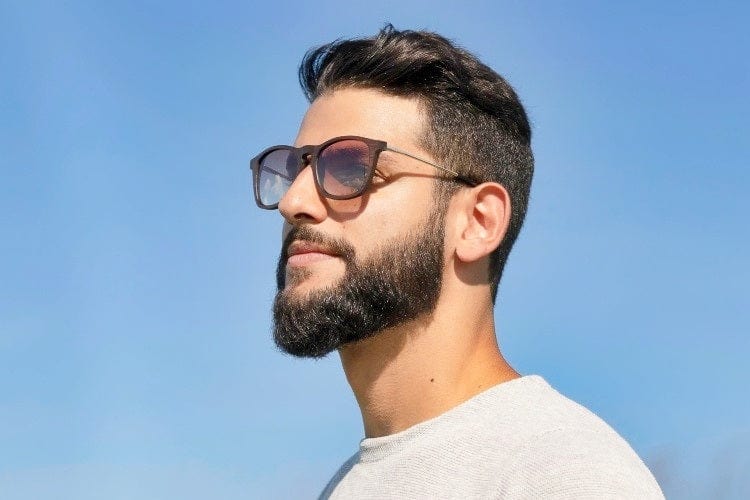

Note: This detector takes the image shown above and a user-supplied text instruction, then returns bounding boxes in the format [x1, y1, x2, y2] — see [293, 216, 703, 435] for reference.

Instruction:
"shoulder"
[499, 426, 664, 498]
[479, 376, 664, 498]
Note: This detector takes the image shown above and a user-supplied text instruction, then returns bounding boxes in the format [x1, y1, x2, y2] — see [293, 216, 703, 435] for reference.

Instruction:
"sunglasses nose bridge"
[300, 151, 313, 168]
[294, 145, 315, 173]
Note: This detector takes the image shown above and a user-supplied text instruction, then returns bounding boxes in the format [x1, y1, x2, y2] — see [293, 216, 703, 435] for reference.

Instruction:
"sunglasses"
[250, 135, 477, 210]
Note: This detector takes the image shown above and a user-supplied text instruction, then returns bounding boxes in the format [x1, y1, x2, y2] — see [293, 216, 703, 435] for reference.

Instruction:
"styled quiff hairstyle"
[299, 25, 533, 302]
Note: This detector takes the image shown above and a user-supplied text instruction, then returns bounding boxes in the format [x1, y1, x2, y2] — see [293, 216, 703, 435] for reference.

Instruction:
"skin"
[278, 87, 519, 438]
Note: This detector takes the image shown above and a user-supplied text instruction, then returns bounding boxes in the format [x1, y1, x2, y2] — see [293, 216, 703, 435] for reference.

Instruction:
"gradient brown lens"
[316, 139, 371, 198]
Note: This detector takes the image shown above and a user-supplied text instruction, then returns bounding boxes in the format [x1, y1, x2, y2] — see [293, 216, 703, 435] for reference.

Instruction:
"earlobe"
[455, 183, 511, 263]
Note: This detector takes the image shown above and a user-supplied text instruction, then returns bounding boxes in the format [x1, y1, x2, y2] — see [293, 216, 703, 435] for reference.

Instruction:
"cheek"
[326, 197, 367, 219]
[339, 181, 435, 247]
[344, 208, 428, 249]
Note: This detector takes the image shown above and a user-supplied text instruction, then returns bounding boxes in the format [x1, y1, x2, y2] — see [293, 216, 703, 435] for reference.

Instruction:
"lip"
[286, 240, 339, 267]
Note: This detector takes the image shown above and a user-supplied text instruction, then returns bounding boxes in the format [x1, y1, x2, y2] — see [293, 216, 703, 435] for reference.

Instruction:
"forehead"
[294, 88, 426, 149]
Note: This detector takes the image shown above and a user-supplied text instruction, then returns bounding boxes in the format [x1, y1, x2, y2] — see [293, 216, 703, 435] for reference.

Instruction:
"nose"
[278, 163, 327, 224]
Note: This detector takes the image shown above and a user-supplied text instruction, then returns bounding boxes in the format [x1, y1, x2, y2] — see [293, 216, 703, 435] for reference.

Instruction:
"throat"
[338, 319, 518, 438]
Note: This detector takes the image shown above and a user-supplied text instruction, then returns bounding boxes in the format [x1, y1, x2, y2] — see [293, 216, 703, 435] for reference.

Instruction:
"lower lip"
[287, 252, 338, 267]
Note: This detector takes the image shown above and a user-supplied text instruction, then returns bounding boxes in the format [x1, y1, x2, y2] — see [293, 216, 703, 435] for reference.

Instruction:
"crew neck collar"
[357, 375, 547, 463]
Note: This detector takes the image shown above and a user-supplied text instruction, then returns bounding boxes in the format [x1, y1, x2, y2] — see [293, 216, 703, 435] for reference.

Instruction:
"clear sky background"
[1, 1, 748, 498]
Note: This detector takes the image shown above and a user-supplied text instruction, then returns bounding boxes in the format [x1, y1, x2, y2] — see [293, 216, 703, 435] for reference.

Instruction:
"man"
[251, 25, 663, 499]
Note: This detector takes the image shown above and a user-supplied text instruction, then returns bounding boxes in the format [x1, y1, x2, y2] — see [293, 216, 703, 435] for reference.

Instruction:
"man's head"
[256, 26, 533, 357]
[298, 25, 534, 298]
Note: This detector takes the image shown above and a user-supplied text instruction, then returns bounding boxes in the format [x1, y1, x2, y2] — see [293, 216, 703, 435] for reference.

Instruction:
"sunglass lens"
[317, 140, 371, 198]
[258, 148, 297, 206]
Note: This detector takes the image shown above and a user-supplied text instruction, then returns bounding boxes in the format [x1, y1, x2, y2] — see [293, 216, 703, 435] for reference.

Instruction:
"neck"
[338, 298, 518, 438]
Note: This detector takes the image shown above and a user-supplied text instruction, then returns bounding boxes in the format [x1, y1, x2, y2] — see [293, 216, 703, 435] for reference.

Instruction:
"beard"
[272, 219, 445, 358]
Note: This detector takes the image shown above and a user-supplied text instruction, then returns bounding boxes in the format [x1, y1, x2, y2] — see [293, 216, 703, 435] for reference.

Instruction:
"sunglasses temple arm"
[385, 147, 476, 186]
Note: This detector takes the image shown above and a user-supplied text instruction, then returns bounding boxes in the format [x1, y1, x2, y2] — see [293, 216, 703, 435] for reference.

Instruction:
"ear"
[453, 183, 511, 264]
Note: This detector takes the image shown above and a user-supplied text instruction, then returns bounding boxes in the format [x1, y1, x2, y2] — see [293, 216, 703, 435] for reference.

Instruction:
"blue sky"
[1, 1, 748, 498]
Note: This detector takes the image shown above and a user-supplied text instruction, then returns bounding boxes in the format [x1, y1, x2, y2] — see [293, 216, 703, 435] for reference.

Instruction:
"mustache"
[281, 225, 356, 261]
[276, 225, 357, 288]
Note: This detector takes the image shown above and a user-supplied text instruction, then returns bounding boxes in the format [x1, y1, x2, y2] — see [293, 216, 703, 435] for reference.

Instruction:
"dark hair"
[298, 25, 533, 302]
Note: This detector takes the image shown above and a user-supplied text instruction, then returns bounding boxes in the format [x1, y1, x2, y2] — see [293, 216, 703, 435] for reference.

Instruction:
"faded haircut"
[298, 24, 533, 302]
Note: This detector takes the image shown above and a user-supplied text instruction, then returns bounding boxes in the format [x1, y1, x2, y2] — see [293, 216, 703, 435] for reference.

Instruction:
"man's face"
[272, 88, 449, 358]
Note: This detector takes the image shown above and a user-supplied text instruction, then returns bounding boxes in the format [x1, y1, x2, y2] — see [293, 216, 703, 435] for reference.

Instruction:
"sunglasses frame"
[250, 135, 477, 210]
